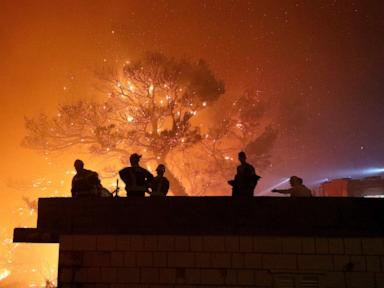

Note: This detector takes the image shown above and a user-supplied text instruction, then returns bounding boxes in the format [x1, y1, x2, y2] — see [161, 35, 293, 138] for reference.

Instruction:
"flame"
[0, 268, 11, 281]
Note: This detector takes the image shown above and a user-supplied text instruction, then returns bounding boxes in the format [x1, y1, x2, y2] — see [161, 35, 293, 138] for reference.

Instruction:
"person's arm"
[71, 177, 77, 197]
[164, 179, 170, 195]
[92, 172, 102, 187]
[228, 166, 239, 186]
[119, 168, 128, 182]
[272, 188, 293, 194]
[250, 165, 256, 175]
[145, 169, 154, 181]
[228, 179, 235, 186]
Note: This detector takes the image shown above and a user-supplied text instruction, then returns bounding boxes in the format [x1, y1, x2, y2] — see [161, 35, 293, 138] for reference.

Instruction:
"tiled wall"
[58, 235, 384, 288]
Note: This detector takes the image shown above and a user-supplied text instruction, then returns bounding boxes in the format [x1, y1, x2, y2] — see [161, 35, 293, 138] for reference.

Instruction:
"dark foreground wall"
[14, 197, 384, 242]
[13, 197, 384, 288]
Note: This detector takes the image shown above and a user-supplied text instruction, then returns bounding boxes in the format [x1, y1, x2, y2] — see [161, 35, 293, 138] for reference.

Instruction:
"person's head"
[129, 153, 142, 166]
[74, 159, 84, 173]
[238, 151, 247, 164]
[156, 164, 166, 176]
[289, 176, 303, 187]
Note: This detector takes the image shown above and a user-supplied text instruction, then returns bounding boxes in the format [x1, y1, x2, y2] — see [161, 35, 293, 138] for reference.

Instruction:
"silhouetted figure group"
[71, 153, 169, 198]
[71, 151, 312, 197]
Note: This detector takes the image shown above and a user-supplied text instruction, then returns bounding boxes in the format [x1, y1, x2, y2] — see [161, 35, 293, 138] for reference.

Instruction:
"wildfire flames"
[3, 49, 276, 286]
[0, 268, 11, 281]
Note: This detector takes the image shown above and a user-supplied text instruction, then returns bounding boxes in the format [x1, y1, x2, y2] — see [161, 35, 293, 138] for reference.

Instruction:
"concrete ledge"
[13, 228, 59, 243]
[13, 197, 384, 243]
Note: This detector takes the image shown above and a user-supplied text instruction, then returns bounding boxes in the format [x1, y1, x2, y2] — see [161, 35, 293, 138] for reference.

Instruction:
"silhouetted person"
[272, 176, 312, 197]
[119, 153, 154, 196]
[98, 184, 114, 198]
[149, 164, 170, 196]
[228, 151, 260, 196]
[71, 159, 101, 197]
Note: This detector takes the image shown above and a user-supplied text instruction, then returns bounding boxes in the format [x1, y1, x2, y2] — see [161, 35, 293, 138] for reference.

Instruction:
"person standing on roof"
[228, 151, 261, 196]
[149, 164, 170, 196]
[119, 153, 154, 196]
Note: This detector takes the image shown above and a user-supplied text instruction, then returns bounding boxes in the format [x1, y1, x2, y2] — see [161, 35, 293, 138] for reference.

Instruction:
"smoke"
[324, 167, 384, 179]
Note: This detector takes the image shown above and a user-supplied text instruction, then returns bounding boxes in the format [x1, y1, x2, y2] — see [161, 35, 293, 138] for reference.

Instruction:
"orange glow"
[0, 268, 11, 281]
[2, 0, 380, 286]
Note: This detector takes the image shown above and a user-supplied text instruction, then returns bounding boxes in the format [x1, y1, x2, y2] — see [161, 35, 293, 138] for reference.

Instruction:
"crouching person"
[71, 159, 104, 197]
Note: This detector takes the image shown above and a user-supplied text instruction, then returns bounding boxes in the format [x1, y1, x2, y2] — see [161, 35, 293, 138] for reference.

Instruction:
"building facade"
[320, 176, 384, 197]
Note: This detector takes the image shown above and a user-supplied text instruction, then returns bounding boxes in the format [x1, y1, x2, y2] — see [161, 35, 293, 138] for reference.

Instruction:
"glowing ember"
[0, 268, 11, 281]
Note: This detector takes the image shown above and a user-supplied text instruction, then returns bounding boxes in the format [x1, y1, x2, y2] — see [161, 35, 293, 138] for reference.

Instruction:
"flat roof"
[14, 197, 384, 243]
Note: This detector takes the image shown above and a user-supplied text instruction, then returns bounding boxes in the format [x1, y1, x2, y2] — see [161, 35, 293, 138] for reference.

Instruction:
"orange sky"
[0, 0, 270, 192]
[0, 2, 253, 284]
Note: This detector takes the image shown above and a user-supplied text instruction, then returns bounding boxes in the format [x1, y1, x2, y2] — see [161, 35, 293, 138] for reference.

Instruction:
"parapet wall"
[13, 197, 384, 287]
[13, 197, 384, 242]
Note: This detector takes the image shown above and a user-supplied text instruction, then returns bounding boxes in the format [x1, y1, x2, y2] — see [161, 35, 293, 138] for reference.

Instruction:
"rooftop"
[13, 197, 384, 243]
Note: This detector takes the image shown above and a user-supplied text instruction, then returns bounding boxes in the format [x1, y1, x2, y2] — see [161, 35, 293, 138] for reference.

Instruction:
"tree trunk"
[165, 167, 188, 196]
[159, 154, 188, 196]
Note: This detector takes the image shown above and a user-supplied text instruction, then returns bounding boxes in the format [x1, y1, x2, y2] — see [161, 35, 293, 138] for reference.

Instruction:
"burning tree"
[178, 89, 277, 194]
[23, 52, 276, 195]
